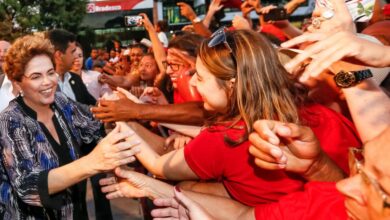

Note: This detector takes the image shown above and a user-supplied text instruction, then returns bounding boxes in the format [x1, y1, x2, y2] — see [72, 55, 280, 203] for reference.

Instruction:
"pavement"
[86, 179, 144, 220]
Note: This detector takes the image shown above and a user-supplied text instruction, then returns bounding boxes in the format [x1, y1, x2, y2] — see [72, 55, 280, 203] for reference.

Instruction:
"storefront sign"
[87, 0, 143, 13]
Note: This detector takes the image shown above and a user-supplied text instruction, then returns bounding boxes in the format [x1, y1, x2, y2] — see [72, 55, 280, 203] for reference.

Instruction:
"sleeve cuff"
[38, 170, 65, 210]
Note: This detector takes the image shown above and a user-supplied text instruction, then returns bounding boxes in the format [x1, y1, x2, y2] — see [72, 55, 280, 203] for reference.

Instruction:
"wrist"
[255, 5, 262, 14]
[187, 13, 197, 21]
[79, 155, 98, 176]
[302, 152, 345, 181]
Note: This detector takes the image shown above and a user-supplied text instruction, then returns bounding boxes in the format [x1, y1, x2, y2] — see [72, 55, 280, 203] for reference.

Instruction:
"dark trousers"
[80, 173, 113, 220]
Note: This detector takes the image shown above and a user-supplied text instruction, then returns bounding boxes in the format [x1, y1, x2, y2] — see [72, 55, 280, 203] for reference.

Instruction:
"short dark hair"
[168, 33, 204, 57]
[47, 29, 76, 53]
[157, 20, 168, 32]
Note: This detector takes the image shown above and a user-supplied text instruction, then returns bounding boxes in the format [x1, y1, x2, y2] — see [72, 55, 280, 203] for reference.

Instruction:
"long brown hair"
[198, 30, 306, 138]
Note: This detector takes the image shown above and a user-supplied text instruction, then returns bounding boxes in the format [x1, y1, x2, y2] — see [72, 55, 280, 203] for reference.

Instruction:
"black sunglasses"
[208, 26, 233, 53]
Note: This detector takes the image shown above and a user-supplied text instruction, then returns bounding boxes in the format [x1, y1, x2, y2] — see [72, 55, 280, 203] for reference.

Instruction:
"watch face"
[334, 71, 356, 88]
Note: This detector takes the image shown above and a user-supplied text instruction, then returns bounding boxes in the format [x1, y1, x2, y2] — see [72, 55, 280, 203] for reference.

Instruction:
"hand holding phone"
[124, 15, 143, 26]
[263, 7, 288, 22]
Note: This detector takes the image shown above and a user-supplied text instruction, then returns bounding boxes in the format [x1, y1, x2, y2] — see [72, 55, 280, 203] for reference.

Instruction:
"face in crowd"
[72, 46, 84, 73]
[90, 49, 98, 59]
[129, 47, 144, 66]
[190, 57, 229, 112]
[336, 128, 390, 220]
[165, 49, 192, 89]
[0, 40, 11, 70]
[138, 55, 159, 82]
[55, 41, 77, 73]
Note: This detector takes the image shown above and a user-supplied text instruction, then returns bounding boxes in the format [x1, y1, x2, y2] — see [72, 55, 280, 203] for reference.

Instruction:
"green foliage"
[0, 0, 87, 41]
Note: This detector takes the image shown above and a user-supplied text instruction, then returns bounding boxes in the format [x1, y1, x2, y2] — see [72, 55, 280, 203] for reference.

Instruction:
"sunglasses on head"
[208, 26, 233, 53]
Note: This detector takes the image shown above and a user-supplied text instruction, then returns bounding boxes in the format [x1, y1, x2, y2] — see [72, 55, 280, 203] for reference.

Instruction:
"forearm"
[203, 10, 216, 28]
[185, 191, 255, 220]
[105, 75, 132, 89]
[48, 156, 95, 194]
[365, 45, 390, 67]
[284, 0, 306, 14]
[192, 22, 212, 38]
[136, 102, 206, 125]
[146, 26, 167, 73]
[342, 79, 390, 142]
[178, 181, 231, 198]
[127, 121, 167, 155]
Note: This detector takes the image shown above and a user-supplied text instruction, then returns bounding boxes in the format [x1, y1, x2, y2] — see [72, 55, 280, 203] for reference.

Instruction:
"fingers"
[173, 186, 195, 209]
[151, 207, 180, 219]
[115, 155, 137, 166]
[153, 198, 180, 209]
[252, 120, 281, 145]
[165, 135, 175, 148]
[99, 176, 117, 187]
[281, 32, 325, 49]
[114, 166, 135, 179]
[106, 129, 134, 145]
[248, 133, 286, 164]
[281, 123, 317, 143]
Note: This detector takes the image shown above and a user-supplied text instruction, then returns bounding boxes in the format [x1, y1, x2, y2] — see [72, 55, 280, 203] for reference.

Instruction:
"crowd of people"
[0, 0, 389, 219]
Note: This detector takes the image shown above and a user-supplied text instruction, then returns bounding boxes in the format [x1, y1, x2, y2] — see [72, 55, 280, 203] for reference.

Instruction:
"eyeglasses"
[208, 26, 233, 53]
[349, 148, 390, 209]
[162, 61, 181, 71]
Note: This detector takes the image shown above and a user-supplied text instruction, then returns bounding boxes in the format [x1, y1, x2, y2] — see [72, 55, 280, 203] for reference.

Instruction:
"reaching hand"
[208, 0, 224, 13]
[307, 0, 354, 33]
[91, 92, 141, 122]
[168, 48, 196, 70]
[87, 124, 141, 172]
[281, 31, 389, 81]
[100, 166, 150, 199]
[248, 120, 322, 174]
[151, 186, 214, 220]
[177, 2, 197, 21]
[130, 86, 145, 98]
[139, 13, 154, 31]
[240, 1, 254, 18]
[165, 132, 192, 150]
[139, 87, 169, 105]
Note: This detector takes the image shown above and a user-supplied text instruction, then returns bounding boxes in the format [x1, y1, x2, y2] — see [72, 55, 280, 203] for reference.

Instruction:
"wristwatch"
[192, 17, 202, 23]
[334, 69, 373, 88]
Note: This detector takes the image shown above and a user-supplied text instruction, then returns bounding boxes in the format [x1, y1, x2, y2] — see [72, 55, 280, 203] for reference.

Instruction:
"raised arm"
[139, 13, 167, 77]
[203, 0, 224, 28]
[178, 2, 212, 38]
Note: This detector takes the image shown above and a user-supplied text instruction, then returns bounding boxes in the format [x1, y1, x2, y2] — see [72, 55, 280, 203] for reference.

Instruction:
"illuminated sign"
[86, 0, 143, 13]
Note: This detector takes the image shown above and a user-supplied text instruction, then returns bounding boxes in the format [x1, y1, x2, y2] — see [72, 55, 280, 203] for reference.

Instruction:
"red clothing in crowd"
[255, 182, 347, 220]
[184, 104, 361, 206]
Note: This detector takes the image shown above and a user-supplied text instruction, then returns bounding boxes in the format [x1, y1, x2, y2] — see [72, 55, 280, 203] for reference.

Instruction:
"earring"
[19, 91, 24, 97]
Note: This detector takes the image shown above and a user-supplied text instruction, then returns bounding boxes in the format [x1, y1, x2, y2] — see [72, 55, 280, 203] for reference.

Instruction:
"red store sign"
[87, 0, 143, 13]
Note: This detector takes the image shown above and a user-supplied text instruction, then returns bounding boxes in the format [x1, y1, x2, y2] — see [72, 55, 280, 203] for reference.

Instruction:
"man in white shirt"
[47, 29, 96, 105]
[0, 40, 11, 75]
[0, 74, 18, 112]
[0, 40, 18, 112]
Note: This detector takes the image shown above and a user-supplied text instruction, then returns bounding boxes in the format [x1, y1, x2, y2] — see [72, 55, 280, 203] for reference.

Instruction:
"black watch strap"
[354, 69, 373, 83]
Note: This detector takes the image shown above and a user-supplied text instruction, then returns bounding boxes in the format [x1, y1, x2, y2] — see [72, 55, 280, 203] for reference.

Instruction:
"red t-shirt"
[300, 104, 361, 174]
[255, 182, 348, 220]
[184, 104, 361, 206]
